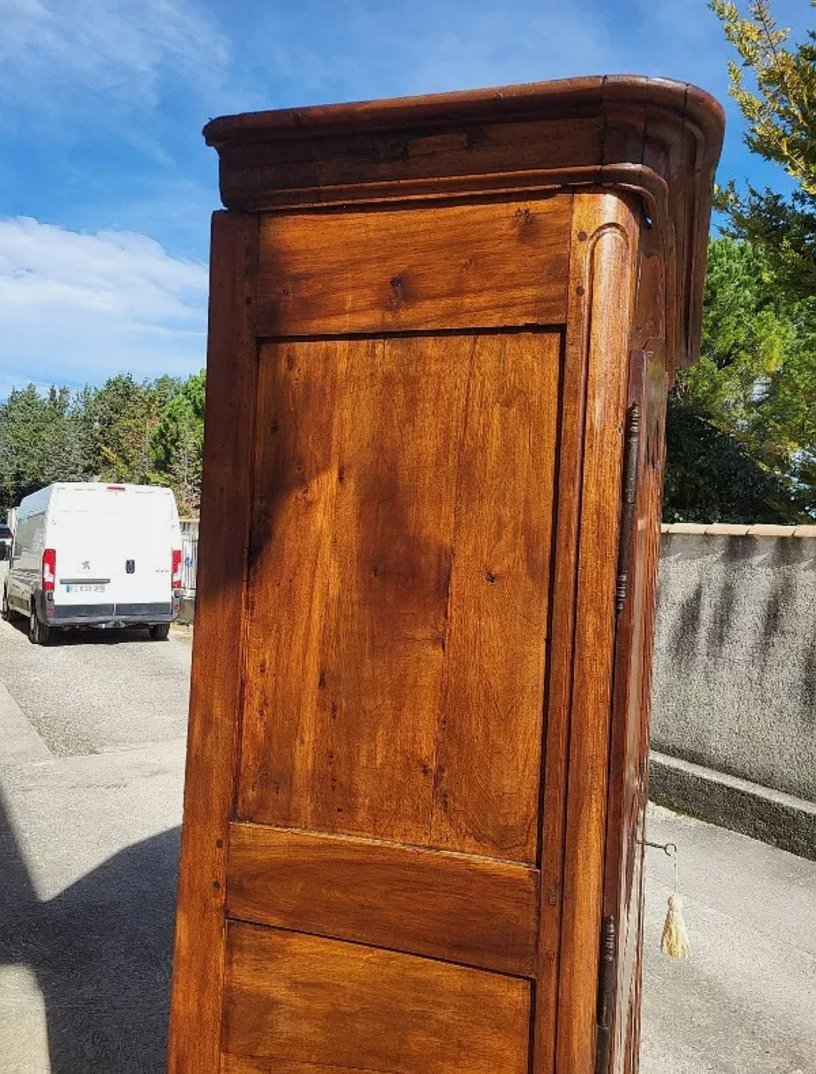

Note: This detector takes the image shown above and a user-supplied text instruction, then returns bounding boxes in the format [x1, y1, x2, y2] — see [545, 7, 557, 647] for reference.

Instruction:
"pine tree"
[150, 370, 205, 515]
[0, 385, 90, 507]
[666, 236, 815, 521]
[711, 0, 816, 298]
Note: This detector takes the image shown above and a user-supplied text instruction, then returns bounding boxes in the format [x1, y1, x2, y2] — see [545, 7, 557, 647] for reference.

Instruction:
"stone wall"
[650, 523, 816, 856]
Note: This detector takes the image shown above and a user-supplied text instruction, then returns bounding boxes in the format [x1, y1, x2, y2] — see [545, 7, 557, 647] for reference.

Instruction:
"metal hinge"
[615, 403, 641, 614]
[595, 915, 617, 1074]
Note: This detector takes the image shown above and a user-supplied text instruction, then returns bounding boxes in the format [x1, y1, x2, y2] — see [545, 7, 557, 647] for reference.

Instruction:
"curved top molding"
[204, 75, 724, 367]
[204, 74, 723, 148]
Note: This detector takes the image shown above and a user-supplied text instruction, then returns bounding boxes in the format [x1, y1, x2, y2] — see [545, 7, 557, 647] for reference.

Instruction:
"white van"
[1, 483, 182, 645]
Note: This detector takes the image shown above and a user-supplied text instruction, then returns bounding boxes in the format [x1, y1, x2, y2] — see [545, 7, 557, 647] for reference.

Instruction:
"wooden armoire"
[168, 77, 723, 1074]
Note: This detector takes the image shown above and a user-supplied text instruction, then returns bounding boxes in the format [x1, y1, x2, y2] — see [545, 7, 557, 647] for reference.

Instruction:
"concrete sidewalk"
[642, 805, 816, 1074]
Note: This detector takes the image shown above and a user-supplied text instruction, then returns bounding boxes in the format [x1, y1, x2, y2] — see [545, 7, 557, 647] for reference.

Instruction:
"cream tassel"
[661, 893, 691, 958]
[660, 845, 691, 958]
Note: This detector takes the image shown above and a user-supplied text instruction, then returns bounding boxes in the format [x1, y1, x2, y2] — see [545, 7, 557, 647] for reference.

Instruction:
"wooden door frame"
[536, 192, 642, 1074]
[168, 210, 260, 1074]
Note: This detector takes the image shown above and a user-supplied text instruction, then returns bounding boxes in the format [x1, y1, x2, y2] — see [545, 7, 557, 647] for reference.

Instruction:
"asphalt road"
[0, 561, 814, 1073]
[0, 562, 190, 1074]
[0, 586, 191, 758]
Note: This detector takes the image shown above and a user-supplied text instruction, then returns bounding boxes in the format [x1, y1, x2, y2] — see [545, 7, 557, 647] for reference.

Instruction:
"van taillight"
[172, 549, 182, 588]
[42, 548, 56, 591]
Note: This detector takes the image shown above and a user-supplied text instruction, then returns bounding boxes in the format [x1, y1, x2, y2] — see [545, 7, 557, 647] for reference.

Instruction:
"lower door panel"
[226, 823, 538, 976]
[221, 922, 531, 1074]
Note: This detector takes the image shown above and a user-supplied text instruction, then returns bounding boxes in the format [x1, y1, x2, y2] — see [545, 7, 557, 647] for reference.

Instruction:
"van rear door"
[111, 486, 175, 613]
[51, 485, 174, 619]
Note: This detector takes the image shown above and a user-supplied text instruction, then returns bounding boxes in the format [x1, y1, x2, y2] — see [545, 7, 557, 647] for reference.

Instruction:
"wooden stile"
[168, 76, 723, 1074]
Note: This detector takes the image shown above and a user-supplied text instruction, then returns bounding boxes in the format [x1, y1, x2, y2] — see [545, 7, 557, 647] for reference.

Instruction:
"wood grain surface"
[205, 76, 722, 370]
[605, 228, 670, 1074]
[554, 194, 640, 1074]
[239, 330, 561, 862]
[256, 199, 570, 335]
[227, 822, 539, 975]
[427, 329, 560, 859]
[221, 923, 531, 1074]
[167, 212, 260, 1074]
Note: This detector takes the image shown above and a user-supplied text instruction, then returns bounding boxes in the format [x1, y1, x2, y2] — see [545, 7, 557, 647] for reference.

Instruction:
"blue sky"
[0, 0, 810, 397]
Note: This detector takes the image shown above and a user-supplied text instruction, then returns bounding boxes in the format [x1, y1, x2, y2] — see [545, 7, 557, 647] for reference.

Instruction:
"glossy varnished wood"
[554, 193, 641, 1074]
[256, 199, 571, 336]
[167, 212, 259, 1074]
[427, 329, 560, 860]
[239, 334, 467, 839]
[206, 75, 724, 369]
[239, 330, 560, 861]
[221, 923, 531, 1074]
[604, 227, 670, 1074]
[226, 823, 539, 975]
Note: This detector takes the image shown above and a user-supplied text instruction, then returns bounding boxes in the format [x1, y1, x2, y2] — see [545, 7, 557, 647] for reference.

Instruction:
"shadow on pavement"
[0, 794, 180, 1073]
[4, 614, 163, 646]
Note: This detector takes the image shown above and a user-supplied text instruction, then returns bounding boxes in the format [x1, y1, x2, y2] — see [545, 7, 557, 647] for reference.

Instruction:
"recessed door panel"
[238, 330, 560, 862]
[221, 922, 531, 1074]
[255, 198, 571, 335]
[226, 822, 539, 975]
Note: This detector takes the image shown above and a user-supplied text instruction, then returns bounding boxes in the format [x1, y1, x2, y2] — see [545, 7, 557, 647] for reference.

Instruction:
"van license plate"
[66, 584, 106, 593]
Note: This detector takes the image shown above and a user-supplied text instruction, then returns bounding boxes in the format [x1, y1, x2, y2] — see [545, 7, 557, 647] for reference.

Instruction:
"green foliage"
[81, 373, 178, 485]
[0, 386, 89, 506]
[664, 402, 804, 522]
[669, 2, 816, 522]
[665, 236, 815, 521]
[711, 0, 816, 299]
[150, 370, 205, 516]
[0, 371, 207, 516]
[677, 237, 787, 419]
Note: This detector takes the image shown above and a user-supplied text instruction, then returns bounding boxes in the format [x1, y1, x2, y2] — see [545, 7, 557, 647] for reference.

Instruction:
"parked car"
[0, 524, 12, 561]
[1, 482, 182, 645]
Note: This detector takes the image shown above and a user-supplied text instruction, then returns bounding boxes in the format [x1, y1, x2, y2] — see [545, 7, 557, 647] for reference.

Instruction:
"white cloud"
[0, 0, 229, 116]
[0, 217, 208, 392]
